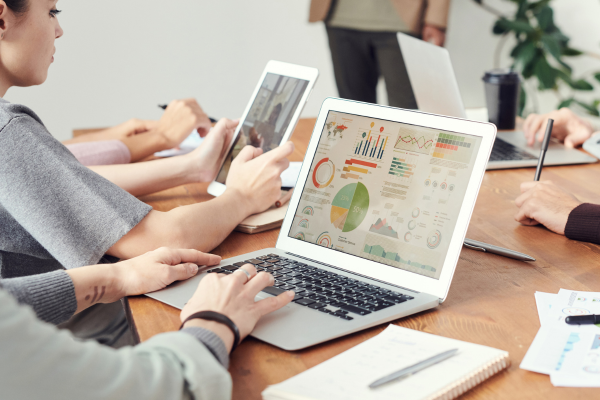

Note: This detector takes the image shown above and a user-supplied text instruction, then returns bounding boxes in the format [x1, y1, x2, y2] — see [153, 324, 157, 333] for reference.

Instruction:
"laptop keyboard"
[207, 254, 414, 321]
[490, 138, 537, 161]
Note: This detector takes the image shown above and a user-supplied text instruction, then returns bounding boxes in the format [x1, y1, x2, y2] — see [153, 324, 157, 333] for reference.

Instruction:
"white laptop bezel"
[397, 32, 467, 119]
[276, 98, 496, 301]
[208, 60, 319, 197]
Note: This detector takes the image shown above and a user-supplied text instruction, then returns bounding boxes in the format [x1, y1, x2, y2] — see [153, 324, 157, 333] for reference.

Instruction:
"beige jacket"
[309, 0, 451, 33]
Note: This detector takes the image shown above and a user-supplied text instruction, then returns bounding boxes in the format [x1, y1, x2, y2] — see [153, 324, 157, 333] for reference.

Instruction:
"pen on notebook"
[158, 104, 218, 123]
[565, 315, 600, 325]
[533, 118, 553, 181]
[369, 348, 458, 389]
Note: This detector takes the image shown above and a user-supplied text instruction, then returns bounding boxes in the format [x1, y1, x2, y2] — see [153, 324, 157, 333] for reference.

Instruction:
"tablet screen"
[288, 111, 482, 280]
[215, 73, 309, 184]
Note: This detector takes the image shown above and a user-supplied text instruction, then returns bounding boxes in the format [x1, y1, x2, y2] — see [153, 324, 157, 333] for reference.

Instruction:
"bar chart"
[354, 129, 389, 161]
[342, 158, 377, 180]
[388, 156, 416, 183]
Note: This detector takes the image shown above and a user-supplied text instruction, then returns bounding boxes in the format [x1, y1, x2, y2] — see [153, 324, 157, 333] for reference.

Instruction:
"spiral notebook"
[262, 325, 509, 400]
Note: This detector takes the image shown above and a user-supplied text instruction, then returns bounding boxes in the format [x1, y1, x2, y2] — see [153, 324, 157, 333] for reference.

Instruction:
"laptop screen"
[215, 73, 309, 184]
[288, 111, 482, 280]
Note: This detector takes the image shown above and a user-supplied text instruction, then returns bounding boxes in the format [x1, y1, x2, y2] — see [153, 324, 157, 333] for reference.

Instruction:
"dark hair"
[5, 0, 29, 15]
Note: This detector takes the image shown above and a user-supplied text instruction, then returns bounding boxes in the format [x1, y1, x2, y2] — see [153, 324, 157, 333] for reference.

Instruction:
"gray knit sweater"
[0, 271, 229, 367]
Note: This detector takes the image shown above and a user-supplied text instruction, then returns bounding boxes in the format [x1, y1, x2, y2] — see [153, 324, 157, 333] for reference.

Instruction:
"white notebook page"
[263, 325, 507, 400]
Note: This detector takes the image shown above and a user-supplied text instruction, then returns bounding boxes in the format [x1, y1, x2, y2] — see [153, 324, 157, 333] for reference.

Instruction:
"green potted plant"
[474, 0, 600, 116]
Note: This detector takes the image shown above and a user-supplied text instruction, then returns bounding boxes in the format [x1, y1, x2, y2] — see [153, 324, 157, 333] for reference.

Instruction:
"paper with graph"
[288, 111, 482, 280]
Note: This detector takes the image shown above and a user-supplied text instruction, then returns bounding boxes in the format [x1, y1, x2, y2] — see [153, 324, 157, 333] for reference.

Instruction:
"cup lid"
[482, 68, 520, 84]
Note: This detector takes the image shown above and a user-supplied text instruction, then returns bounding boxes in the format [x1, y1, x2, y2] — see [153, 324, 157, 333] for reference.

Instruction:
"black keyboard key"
[207, 268, 223, 273]
[288, 279, 304, 285]
[295, 298, 316, 306]
[221, 265, 238, 271]
[339, 304, 372, 316]
[233, 262, 249, 267]
[268, 254, 279, 258]
[257, 255, 270, 260]
[292, 293, 304, 301]
[318, 308, 330, 313]
[272, 273, 283, 279]
[382, 295, 407, 304]
[341, 315, 354, 320]
[268, 266, 283, 271]
[308, 302, 326, 309]
[279, 285, 295, 291]
[266, 258, 280, 263]
[261, 286, 287, 297]
[278, 276, 293, 282]
[244, 259, 264, 265]
[278, 268, 292, 274]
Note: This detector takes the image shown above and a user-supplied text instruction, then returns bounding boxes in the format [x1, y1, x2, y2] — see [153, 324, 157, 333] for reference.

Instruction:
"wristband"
[180, 311, 241, 352]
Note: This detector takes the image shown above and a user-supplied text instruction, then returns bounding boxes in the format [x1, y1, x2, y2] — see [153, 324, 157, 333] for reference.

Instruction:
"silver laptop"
[398, 33, 596, 169]
[147, 98, 496, 350]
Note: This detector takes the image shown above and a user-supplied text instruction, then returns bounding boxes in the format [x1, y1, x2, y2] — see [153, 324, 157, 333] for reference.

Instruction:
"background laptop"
[147, 98, 496, 350]
[397, 33, 596, 170]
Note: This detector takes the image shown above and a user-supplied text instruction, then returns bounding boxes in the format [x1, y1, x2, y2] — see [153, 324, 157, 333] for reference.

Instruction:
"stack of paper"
[520, 289, 600, 387]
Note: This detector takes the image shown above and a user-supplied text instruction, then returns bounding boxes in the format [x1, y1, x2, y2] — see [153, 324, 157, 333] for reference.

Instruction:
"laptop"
[397, 33, 597, 170]
[147, 98, 496, 350]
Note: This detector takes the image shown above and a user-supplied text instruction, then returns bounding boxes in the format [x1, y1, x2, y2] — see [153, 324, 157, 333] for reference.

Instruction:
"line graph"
[393, 127, 437, 155]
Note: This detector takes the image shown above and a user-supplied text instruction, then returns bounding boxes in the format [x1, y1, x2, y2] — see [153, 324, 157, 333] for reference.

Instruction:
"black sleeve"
[565, 203, 600, 245]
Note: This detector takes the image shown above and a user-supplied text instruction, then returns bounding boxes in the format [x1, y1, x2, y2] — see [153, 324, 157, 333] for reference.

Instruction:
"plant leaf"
[571, 79, 594, 91]
[541, 34, 562, 62]
[493, 18, 535, 35]
[563, 47, 583, 56]
[536, 6, 555, 32]
[534, 57, 557, 89]
[557, 98, 574, 109]
[511, 41, 537, 70]
[575, 100, 600, 116]
[593, 72, 600, 83]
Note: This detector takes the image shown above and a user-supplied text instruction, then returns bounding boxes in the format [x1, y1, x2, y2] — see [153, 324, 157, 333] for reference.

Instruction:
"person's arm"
[565, 203, 600, 245]
[0, 254, 293, 400]
[522, 108, 595, 148]
[422, 0, 450, 46]
[88, 118, 239, 196]
[1, 248, 221, 323]
[107, 143, 295, 258]
[514, 180, 583, 235]
[63, 99, 213, 162]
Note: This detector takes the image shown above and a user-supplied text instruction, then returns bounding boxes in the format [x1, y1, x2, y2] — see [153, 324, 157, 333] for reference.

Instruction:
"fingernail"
[287, 291, 295, 298]
[188, 264, 199, 275]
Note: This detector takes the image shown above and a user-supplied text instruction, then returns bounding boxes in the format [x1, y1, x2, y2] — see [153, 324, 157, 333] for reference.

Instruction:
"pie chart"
[330, 182, 369, 232]
[312, 158, 335, 189]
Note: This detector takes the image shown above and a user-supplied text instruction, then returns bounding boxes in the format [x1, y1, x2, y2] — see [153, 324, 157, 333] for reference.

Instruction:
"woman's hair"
[5, 0, 29, 15]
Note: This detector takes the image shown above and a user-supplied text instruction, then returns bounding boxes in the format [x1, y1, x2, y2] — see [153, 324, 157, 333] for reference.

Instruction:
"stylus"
[158, 104, 217, 123]
[533, 118, 553, 181]
[463, 238, 535, 262]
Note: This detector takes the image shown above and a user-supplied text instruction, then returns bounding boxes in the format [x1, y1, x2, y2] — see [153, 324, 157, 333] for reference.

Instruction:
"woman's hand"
[522, 108, 594, 148]
[184, 118, 239, 182]
[154, 98, 213, 148]
[514, 181, 581, 235]
[225, 141, 294, 216]
[181, 264, 294, 352]
[113, 247, 221, 298]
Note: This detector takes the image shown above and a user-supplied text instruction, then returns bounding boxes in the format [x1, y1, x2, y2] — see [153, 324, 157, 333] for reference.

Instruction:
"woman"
[1, 247, 293, 399]
[0, 0, 294, 344]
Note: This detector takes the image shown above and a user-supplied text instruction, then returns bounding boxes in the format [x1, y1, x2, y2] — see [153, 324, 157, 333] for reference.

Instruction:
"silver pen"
[369, 348, 459, 389]
[463, 238, 535, 262]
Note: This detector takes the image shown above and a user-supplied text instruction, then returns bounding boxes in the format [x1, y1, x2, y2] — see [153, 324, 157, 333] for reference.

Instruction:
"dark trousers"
[326, 27, 418, 109]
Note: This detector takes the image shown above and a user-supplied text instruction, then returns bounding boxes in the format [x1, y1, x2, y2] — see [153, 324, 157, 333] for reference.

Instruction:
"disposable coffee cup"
[482, 69, 520, 130]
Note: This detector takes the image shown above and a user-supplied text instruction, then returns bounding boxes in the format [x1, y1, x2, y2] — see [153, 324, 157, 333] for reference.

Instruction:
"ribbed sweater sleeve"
[0, 270, 77, 325]
[565, 203, 600, 245]
[181, 327, 230, 368]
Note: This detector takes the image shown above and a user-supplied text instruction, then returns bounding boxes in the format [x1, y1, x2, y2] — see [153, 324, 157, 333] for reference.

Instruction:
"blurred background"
[6, 0, 600, 141]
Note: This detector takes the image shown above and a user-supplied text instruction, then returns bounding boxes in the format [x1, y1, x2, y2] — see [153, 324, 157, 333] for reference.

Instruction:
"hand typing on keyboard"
[208, 254, 414, 321]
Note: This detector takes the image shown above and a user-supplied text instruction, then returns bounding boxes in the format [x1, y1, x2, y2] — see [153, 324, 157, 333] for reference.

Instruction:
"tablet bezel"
[207, 60, 319, 197]
[276, 98, 496, 301]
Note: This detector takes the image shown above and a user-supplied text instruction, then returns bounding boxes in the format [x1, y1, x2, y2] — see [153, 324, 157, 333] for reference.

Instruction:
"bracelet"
[180, 311, 241, 352]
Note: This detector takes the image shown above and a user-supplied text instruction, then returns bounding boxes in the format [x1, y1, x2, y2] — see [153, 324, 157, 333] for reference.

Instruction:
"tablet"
[207, 60, 319, 197]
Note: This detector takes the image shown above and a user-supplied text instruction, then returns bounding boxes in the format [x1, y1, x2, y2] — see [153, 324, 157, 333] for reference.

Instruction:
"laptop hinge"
[285, 252, 419, 294]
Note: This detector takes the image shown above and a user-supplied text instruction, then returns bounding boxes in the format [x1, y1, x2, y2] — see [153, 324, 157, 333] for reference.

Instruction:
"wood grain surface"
[126, 118, 600, 399]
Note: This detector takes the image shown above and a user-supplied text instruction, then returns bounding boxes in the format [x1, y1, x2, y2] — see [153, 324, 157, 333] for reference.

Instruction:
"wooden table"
[126, 118, 600, 399]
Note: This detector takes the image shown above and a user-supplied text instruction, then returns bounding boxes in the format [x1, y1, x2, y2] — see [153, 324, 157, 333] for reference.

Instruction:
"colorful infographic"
[288, 110, 482, 280]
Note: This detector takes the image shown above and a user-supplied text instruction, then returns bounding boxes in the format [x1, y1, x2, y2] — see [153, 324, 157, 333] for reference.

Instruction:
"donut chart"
[330, 182, 369, 233]
[312, 158, 335, 189]
[427, 230, 442, 249]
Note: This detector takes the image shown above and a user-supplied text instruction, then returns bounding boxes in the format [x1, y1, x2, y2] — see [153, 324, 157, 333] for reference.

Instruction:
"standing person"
[309, 0, 451, 108]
